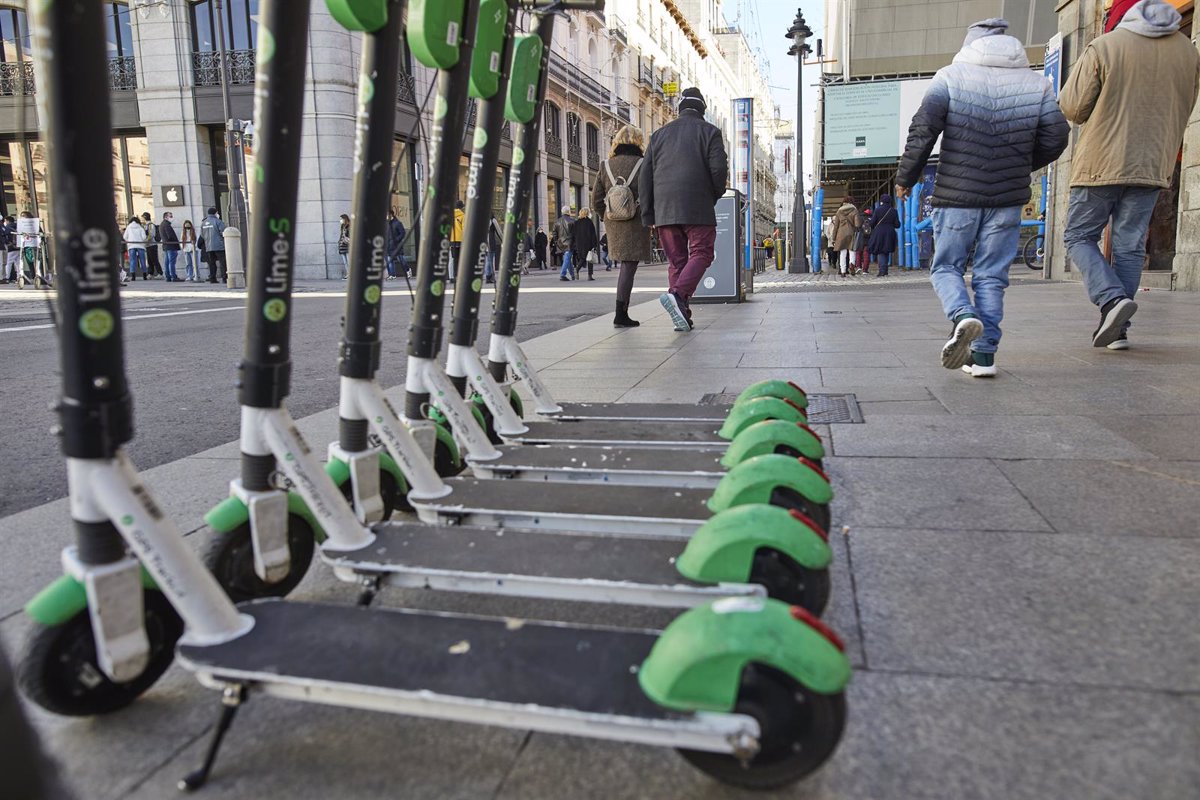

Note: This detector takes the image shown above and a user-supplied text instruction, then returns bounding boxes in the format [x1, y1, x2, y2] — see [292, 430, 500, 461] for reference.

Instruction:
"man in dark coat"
[897, 19, 1068, 377]
[640, 87, 729, 331]
[385, 208, 407, 279]
[160, 212, 181, 281]
[534, 227, 548, 270]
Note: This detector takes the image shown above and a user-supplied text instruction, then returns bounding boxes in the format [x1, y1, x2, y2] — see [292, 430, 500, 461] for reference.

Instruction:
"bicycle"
[1022, 233, 1045, 270]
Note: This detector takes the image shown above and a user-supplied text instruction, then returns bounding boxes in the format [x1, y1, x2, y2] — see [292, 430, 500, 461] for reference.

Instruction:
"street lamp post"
[213, 0, 248, 263]
[786, 10, 813, 273]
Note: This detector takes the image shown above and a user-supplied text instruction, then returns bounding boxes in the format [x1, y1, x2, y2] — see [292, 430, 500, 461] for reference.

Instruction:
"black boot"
[614, 300, 639, 328]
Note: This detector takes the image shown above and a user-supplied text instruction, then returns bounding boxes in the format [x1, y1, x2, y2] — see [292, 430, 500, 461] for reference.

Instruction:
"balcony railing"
[548, 51, 610, 108]
[544, 131, 563, 158]
[500, 122, 512, 141]
[638, 62, 653, 87]
[1, 57, 137, 95]
[616, 99, 632, 122]
[608, 15, 628, 45]
[192, 49, 255, 87]
[586, 149, 599, 171]
[397, 69, 416, 105]
[567, 141, 582, 165]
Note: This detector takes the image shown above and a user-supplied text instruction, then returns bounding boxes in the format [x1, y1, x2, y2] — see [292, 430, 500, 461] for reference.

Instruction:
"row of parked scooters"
[18, 0, 850, 791]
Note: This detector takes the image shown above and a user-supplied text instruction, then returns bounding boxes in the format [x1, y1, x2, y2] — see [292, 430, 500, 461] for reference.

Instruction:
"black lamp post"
[786, 10, 813, 273]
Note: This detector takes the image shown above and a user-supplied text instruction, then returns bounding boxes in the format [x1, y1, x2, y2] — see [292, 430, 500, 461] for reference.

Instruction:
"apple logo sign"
[162, 185, 184, 206]
[703, 276, 716, 289]
[165, 187, 179, 203]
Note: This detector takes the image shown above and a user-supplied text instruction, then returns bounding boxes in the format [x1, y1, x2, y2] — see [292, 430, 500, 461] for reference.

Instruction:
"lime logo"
[434, 95, 448, 120]
[375, 416, 384, 423]
[79, 309, 114, 340]
[120, 514, 134, 526]
[513, 147, 524, 166]
[472, 278, 482, 292]
[259, 27, 276, 64]
[510, 274, 520, 287]
[440, 223, 451, 236]
[428, 186, 436, 198]
[263, 298, 288, 322]
[364, 285, 381, 304]
[359, 76, 375, 105]
[431, 280, 444, 297]
[474, 128, 488, 149]
[256, 164, 266, 184]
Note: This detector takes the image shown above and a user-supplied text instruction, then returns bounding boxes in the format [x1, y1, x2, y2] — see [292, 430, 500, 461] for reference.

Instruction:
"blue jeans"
[929, 206, 1022, 355]
[127, 248, 146, 277]
[164, 249, 179, 281]
[1064, 185, 1160, 310]
[876, 252, 892, 276]
[559, 249, 574, 279]
[484, 251, 496, 281]
[184, 251, 197, 280]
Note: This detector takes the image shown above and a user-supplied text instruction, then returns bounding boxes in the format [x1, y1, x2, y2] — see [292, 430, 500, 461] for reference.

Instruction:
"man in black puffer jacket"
[896, 18, 1068, 377]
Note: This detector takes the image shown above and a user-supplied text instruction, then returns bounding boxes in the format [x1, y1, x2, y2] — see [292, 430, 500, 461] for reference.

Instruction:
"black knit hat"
[679, 87, 707, 114]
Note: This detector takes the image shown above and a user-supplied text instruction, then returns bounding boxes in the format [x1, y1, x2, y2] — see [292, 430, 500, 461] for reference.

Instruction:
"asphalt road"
[0, 265, 669, 517]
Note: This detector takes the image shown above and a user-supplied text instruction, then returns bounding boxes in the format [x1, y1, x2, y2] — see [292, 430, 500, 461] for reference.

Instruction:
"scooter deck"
[547, 402, 731, 423]
[178, 600, 753, 752]
[416, 478, 710, 537]
[323, 522, 758, 607]
[501, 418, 727, 449]
[471, 445, 726, 488]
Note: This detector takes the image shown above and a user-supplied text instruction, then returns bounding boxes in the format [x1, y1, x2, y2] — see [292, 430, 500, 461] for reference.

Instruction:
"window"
[566, 113, 581, 148]
[190, 0, 259, 52]
[585, 123, 600, 155]
[390, 138, 417, 258]
[544, 103, 561, 137]
[0, 6, 27, 66]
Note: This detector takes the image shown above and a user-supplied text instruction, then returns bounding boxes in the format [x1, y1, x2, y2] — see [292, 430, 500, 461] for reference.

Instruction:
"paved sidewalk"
[2, 280, 1198, 799]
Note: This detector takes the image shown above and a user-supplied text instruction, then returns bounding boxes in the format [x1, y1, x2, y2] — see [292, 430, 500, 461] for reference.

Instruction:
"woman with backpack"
[592, 124, 653, 327]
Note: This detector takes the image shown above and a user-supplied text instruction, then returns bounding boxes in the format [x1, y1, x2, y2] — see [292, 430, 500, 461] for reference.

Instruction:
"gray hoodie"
[1117, 0, 1181, 38]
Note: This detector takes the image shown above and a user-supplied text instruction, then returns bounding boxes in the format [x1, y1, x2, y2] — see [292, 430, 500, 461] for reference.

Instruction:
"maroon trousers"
[657, 224, 716, 301]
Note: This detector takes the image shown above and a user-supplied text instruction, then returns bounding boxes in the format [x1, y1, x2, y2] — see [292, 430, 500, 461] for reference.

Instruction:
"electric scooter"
[21, 5, 851, 791]
[207, 0, 833, 615]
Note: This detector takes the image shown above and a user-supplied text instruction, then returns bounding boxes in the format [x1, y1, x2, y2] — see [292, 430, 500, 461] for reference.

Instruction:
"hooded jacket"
[897, 34, 1069, 208]
[1059, 0, 1200, 189]
[829, 203, 862, 251]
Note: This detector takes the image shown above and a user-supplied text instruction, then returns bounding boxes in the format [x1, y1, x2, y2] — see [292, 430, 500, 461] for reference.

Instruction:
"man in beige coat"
[1061, 0, 1200, 349]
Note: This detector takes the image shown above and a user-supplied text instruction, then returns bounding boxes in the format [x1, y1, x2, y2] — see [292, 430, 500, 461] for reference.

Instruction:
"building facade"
[1, 0, 780, 278]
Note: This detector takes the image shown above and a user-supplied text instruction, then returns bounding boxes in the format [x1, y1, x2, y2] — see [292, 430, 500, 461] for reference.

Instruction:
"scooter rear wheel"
[201, 515, 316, 603]
[18, 590, 183, 716]
[434, 438, 465, 477]
[337, 469, 406, 516]
[749, 550, 831, 616]
[678, 664, 846, 790]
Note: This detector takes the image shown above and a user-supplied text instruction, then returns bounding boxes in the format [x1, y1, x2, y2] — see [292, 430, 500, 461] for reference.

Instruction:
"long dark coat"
[592, 150, 653, 262]
[867, 202, 901, 255]
[638, 109, 729, 227]
[572, 216, 598, 258]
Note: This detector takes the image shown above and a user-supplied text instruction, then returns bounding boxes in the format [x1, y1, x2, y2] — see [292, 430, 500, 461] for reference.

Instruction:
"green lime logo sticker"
[364, 285, 381, 304]
[258, 27, 276, 63]
[120, 514, 134, 526]
[474, 127, 488, 149]
[472, 278, 483, 292]
[510, 274, 520, 287]
[263, 299, 288, 322]
[434, 95, 448, 120]
[79, 309, 114, 340]
[513, 146, 524, 166]
[431, 280, 444, 297]
[359, 76, 375, 105]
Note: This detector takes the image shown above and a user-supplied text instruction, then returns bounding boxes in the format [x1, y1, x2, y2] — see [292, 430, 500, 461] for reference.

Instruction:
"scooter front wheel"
[18, 590, 183, 716]
[768, 486, 832, 533]
[201, 515, 316, 603]
[434, 438, 465, 477]
[678, 664, 846, 790]
[749, 550, 831, 616]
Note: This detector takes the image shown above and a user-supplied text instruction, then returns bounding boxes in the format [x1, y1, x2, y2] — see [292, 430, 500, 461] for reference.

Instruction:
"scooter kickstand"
[178, 684, 247, 792]
[356, 574, 383, 607]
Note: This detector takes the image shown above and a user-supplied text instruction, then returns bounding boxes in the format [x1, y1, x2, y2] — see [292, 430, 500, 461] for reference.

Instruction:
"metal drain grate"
[699, 392, 864, 424]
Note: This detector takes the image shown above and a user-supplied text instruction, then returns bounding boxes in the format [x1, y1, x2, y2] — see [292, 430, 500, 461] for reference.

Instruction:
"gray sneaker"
[1093, 298, 1137, 348]
[660, 292, 690, 332]
[941, 314, 983, 369]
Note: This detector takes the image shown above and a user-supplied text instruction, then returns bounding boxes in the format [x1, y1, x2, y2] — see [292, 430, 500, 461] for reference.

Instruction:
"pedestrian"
[337, 213, 350, 279]
[896, 18, 1069, 377]
[867, 195, 901, 277]
[181, 219, 199, 281]
[639, 87, 729, 332]
[1060, 0, 1200, 350]
[819, 229, 830, 271]
[449, 200, 465, 284]
[822, 217, 836, 269]
[160, 212, 181, 282]
[829, 197, 862, 277]
[123, 214, 148, 280]
[386, 208, 408, 280]
[142, 212, 161, 278]
[554, 206, 576, 281]
[1, 215, 18, 283]
[593, 124, 653, 327]
[200, 206, 227, 284]
[574, 208, 599, 281]
[482, 213, 503, 283]
[600, 233, 612, 270]
[854, 207, 872, 274]
[534, 226, 548, 270]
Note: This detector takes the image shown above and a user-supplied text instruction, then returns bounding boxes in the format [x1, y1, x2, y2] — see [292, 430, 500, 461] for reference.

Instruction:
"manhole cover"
[699, 392, 864, 424]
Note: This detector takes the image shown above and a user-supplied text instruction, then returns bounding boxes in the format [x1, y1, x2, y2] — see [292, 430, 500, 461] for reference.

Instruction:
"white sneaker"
[1106, 334, 1130, 351]
[941, 316, 984, 369]
[961, 363, 998, 378]
[659, 292, 690, 332]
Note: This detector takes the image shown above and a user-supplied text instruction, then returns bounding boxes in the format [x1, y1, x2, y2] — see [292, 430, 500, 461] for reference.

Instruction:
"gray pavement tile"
[815, 384, 935, 403]
[829, 415, 1155, 460]
[927, 381, 1077, 416]
[738, 351, 906, 369]
[1087, 415, 1200, 461]
[828, 457, 1050, 532]
[634, 368, 822, 394]
[850, 528, 1200, 691]
[995, 459, 1200, 537]
[856, 399, 949, 415]
[819, 367, 959, 386]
